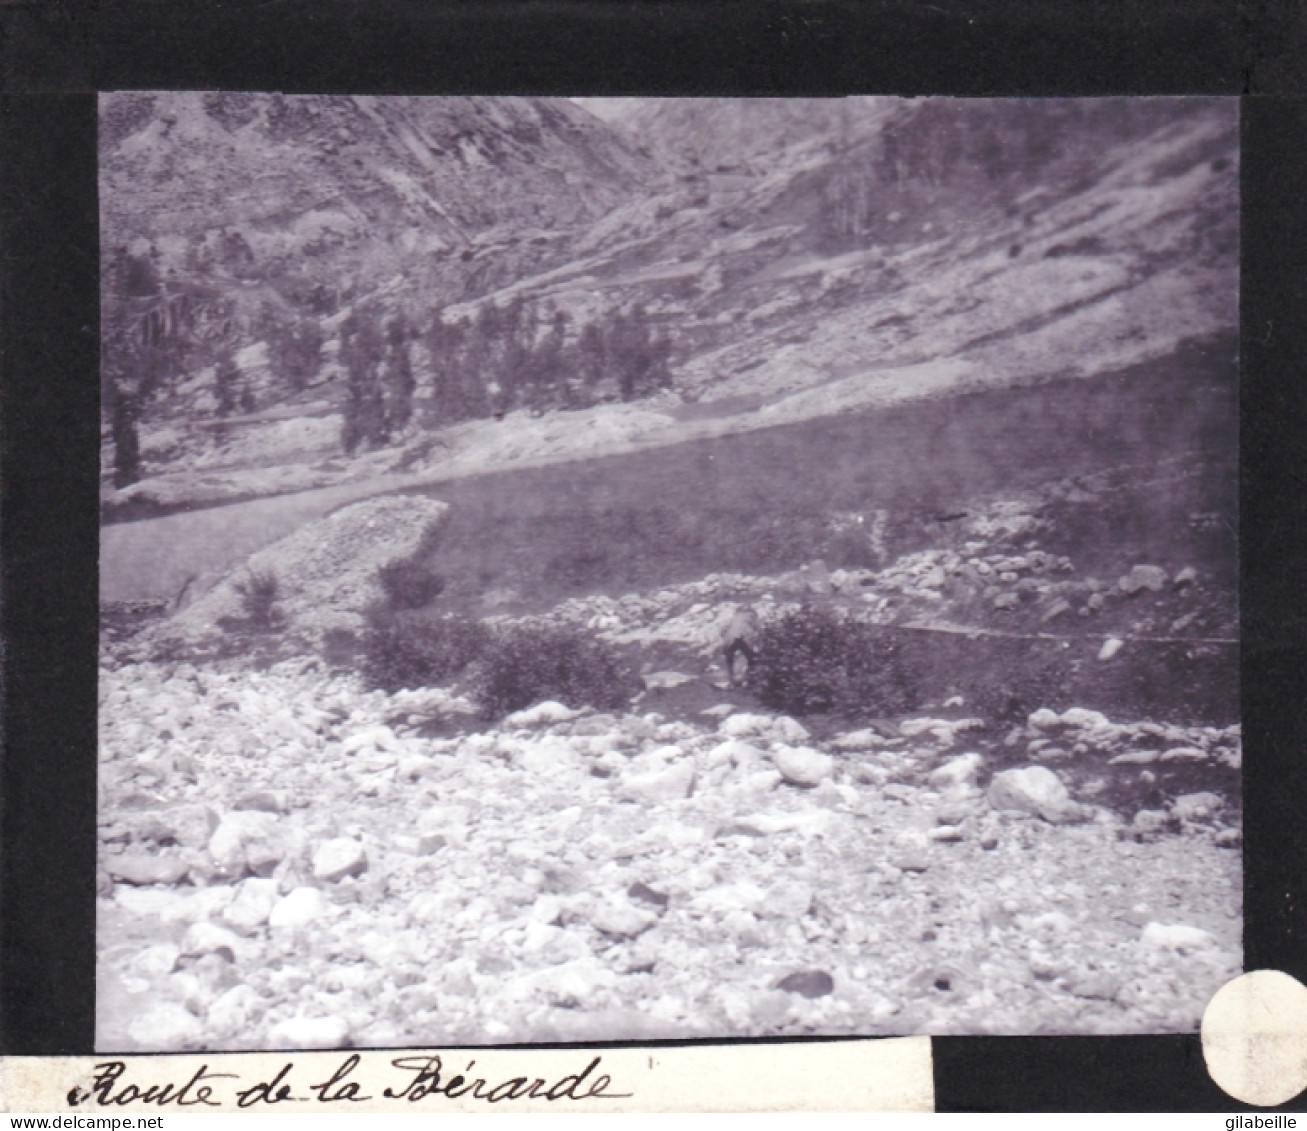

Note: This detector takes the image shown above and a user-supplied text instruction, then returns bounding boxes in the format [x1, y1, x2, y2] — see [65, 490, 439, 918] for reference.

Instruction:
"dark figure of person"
[723, 605, 761, 688]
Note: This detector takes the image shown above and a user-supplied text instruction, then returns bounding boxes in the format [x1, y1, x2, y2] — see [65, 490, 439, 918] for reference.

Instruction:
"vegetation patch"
[361, 609, 491, 694]
[749, 605, 917, 718]
[472, 622, 639, 719]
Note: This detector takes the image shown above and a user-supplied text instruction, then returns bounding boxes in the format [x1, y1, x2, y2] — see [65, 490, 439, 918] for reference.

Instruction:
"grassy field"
[405, 335, 1238, 617]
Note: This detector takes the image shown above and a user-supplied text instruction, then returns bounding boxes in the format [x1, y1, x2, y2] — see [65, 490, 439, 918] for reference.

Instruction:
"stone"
[342, 725, 399, 755]
[312, 837, 368, 883]
[130, 944, 181, 978]
[233, 791, 287, 814]
[620, 760, 695, 803]
[929, 753, 984, 789]
[771, 716, 811, 744]
[642, 671, 696, 692]
[127, 1002, 202, 1052]
[396, 755, 431, 783]
[1041, 598, 1072, 622]
[771, 745, 835, 787]
[993, 592, 1019, 611]
[1172, 792, 1224, 822]
[987, 766, 1083, 824]
[1119, 565, 1168, 595]
[392, 833, 445, 856]
[151, 805, 219, 849]
[589, 900, 657, 938]
[1173, 566, 1198, 588]
[269, 886, 330, 930]
[106, 850, 190, 886]
[1069, 972, 1122, 1001]
[1097, 637, 1124, 662]
[207, 810, 285, 880]
[221, 877, 280, 935]
[1140, 922, 1215, 951]
[207, 984, 265, 1037]
[1109, 750, 1159, 765]
[268, 1015, 351, 1050]
[627, 881, 670, 910]
[831, 729, 883, 751]
[1028, 708, 1062, 729]
[1087, 592, 1105, 612]
[1059, 707, 1112, 730]
[181, 922, 243, 963]
[764, 881, 814, 919]
[800, 560, 832, 595]
[505, 700, 579, 727]
[718, 713, 774, 739]
[777, 970, 834, 998]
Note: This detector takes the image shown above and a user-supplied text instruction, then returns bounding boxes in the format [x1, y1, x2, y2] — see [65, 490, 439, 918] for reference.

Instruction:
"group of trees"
[337, 296, 675, 450]
[422, 298, 673, 428]
[104, 244, 678, 485]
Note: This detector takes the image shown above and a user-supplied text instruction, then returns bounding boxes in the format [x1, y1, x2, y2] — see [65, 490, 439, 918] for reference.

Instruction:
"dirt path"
[99, 473, 429, 604]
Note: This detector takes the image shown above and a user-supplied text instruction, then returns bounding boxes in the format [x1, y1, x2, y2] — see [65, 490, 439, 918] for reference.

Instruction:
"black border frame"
[3, 0, 1304, 1112]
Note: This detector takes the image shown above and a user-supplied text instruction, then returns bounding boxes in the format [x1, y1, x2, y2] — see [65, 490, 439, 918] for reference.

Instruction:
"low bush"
[234, 569, 280, 630]
[473, 623, 639, 719]
[361, 608, 491, 693]
[377, 558, 446, 610]
[749, 605, 917, 718]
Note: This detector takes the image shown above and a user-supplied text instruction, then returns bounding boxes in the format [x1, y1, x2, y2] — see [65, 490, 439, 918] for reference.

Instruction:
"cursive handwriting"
[383, 1054, 631, 1103]
[67, 1053, 631, 1109]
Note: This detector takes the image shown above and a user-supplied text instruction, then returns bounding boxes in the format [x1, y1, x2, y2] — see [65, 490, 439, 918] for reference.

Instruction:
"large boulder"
[987, 766, 1086, 824]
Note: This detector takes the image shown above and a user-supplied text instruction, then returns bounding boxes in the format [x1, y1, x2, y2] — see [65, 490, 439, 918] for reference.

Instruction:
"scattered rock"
[589, 900, 657, 938]
[207, 810, 286, 879]
[269, 887, 330, 930]
[268, 1015, 350, 1050]
[1172, 792, 1223, 822]
[620, 760, 696, 803]
[127, 1003, 202, 1052]
[628, 881, 670, 910]
[1068, 972, 1121, 1001]
[1097, 637, 1124, 661]
[233, 791, 287, 814]
[643, 671, 696, 692]
[1041, 598, 1072, 622]
[312, 837, 368, 883]
[221, 877, 280, 935]
[506, 701, 580, 728]
[1119, 565, 1168, 595]
[392, 832, 445, 856]
[987, 767, 1084, 824]
[1140, 922, 1215, 951]
[106, 851, 190, 886]
[930, 753, 984, 790]
[777, 970, 834, 998]
[771, 745, 835, 787]
[181, 922, 243, 963]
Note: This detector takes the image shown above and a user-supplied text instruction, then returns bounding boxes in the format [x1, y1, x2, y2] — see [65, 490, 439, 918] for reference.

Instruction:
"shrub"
[749, 606, 917, 718]
[361, 609, 491, 693]
[377, 558, 446, 610]
[234, 569, 280, 630]
[473, 623, 639, 719]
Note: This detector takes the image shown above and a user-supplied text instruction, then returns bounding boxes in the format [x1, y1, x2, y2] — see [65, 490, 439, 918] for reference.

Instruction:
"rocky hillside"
[100, 97, 1237, 526]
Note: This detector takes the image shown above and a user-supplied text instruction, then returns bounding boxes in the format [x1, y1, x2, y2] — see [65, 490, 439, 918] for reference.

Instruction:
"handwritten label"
[1, 1038, 935, 1113]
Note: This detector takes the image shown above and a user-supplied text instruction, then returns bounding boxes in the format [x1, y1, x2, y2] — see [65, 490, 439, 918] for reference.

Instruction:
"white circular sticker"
[1202, 970, 1307, 1106]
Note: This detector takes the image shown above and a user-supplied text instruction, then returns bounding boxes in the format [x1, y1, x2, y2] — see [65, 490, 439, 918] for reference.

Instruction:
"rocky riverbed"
[97, 651, 1241, 1051]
